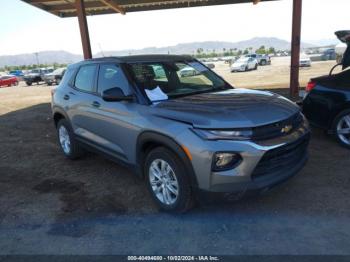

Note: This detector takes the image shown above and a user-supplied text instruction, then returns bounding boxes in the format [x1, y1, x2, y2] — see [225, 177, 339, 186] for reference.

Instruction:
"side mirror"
[102, 87, 133, 102]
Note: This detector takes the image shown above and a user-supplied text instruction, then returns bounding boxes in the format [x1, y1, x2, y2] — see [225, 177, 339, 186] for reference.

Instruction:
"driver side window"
[98, 64, 131, 95]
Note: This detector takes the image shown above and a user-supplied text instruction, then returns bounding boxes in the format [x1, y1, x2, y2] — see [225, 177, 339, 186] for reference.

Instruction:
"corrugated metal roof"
[21, 0, 278, 18]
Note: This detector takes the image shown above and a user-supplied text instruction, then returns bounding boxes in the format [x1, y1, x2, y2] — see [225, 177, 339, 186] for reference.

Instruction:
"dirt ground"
[0, 61, 350, 254]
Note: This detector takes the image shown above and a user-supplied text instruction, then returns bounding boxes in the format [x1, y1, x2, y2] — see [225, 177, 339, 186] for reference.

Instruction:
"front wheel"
[333, 109, 350, 149]
[144, 147, 194, 213]
[26, 82, 32, 86]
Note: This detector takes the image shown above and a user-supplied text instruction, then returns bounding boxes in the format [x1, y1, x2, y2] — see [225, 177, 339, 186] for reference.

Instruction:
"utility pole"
[34, 52, 40, 67]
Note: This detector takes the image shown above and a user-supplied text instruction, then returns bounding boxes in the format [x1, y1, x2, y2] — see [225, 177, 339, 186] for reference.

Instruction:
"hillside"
[0, 37, 315, 67]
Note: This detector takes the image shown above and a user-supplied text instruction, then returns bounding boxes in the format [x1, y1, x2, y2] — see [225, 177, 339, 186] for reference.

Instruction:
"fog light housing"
[212, 152, 242, 171]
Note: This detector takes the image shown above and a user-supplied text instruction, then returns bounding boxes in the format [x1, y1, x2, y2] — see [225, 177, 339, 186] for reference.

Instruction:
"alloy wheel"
[59, 125, 71, 154]
[149, 159, 179, 206]
[337, 114, 350, 145]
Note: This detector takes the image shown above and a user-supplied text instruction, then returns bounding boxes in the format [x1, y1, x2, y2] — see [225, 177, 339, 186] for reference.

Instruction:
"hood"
[150, 89, 299, 129]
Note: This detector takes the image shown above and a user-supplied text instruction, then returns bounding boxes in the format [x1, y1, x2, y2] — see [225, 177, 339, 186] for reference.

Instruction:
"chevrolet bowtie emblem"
[281, 125, 293, 133]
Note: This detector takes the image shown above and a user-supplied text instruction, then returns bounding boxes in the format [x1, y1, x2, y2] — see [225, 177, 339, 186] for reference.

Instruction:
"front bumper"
[177, 119, 310, 194]
[44, 78, 55, 84]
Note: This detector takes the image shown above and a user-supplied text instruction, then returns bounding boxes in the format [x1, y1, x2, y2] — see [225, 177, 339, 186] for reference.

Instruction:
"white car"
[179, 66, 198, 77]
[299, 56, 311, 67]
[231, 57, 258, 72]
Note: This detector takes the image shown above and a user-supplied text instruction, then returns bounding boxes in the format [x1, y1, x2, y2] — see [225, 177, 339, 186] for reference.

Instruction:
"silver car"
[51, 55, 310, 212]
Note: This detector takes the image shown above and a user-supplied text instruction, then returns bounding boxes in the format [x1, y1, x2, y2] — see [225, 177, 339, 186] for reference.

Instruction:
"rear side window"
[75, 65, 97, 92]
[97, 64, 130, 95]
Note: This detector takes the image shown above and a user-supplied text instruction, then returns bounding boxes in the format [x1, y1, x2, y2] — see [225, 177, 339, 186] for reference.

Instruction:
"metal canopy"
[21, 0, 303, 98]
[22, 0, 278, 17]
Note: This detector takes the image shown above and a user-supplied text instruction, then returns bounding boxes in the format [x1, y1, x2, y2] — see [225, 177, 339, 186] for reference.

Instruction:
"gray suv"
[51, 55, 310, 212]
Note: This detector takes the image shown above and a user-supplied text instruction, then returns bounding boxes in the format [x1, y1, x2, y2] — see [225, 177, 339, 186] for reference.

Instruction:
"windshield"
[126, 61, 229, 100]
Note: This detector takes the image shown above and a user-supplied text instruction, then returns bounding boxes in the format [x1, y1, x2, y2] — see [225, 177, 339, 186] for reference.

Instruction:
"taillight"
[306, 81, 316, 93]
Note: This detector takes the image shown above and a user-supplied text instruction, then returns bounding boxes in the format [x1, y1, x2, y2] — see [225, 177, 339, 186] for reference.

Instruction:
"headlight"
[191, 128, 253, 140]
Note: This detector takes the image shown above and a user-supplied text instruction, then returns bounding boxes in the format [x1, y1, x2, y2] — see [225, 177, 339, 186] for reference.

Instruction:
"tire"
[144, 147, 194, 213]
[261, 60, 267, 66]
[47, 82, 52, 86]
[56, 119, 85, 159]
[332, 109, 350, 149]
[245, 66, 248, 71]
[26, 82, 32, 86]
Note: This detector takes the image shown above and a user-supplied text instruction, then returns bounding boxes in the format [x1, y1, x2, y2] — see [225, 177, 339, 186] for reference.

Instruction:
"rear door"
[67, 64, 101, 142]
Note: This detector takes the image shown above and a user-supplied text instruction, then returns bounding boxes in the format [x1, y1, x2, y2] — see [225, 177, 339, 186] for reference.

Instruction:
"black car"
[23, 68, 53, 86]
[303, 30, 350, 149]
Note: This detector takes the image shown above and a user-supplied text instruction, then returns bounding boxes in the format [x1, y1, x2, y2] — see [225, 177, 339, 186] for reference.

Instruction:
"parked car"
[52, 55, 310, 212]
[245, 54, 271, 66]
[23, 68, 53, 86]
[8, 70, 24, 77]
[231, 57, 258, 72]
[321, 48, 336, 61]
[0, 75, 19, 87]
[43, 68, 66, 86]
[179, 66, 199, 77]
[303, 30, 350, 149]
[299, 56, 311, 67]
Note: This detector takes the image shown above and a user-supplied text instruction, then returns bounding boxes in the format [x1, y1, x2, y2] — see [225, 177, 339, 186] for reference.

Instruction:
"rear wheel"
[26, 82, 32, 86]
[57, 119, 85, 159]
[333, 109, 350, 149]
[144, 147, 194, 213]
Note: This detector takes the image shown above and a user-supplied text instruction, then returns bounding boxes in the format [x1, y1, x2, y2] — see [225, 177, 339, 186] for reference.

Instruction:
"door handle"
[92, 101, 101, 108]
[63, 94, 70, 100]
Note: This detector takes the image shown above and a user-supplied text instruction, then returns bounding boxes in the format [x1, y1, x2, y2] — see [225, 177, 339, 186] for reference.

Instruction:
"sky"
[0, 0, 349, 56]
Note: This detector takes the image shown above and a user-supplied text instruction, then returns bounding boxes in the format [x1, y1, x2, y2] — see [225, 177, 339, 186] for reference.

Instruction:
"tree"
[268, 47, 276, 54]
[256, 45, 267, 54]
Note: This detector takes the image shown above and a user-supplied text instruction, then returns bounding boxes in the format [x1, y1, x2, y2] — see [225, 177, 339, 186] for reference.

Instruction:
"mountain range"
[0, 37, 318, 67]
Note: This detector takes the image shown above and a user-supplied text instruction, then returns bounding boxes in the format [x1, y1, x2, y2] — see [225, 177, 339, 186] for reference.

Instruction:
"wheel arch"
[136, 131, 198, 188]
[329, 102, 350, 129]
[52, 108, 70, 127]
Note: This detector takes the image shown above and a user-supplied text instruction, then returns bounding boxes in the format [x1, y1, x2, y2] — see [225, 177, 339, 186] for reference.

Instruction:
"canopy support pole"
[290, 0, 303, 98]
[76, 0, 92, 59]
